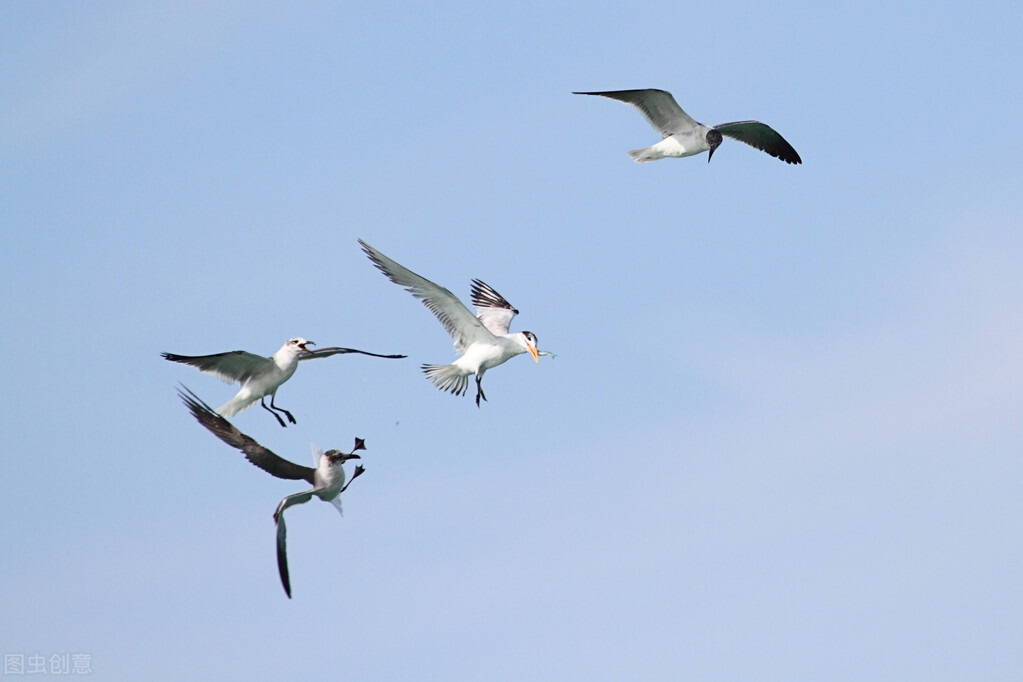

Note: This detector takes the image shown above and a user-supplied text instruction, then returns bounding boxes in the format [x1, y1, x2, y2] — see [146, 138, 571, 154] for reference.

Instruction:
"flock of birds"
[163, 88, 802, 598]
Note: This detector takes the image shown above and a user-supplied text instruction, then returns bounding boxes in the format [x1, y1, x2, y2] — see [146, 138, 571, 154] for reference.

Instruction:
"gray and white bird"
[574, 88, 801, 165]
[359, 239, 540, 407]
[178, 386, 365, 599]
[162, 337, 406, 427]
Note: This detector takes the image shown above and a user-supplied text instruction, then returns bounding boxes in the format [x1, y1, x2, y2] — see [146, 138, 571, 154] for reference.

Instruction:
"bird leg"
[270, 394, 296, 424]
[474, 375, 487, 408]
[264, 394, 297, 426]
[339, 465, 366, 495]
[260, 397, 289, 428]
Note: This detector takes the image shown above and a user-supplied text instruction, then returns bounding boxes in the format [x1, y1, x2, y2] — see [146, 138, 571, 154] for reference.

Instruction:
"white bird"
[162, 337, 406, 427]
[574, 88, 801, 165]
[359, 239, 540, 407]
[179, 386, 365, 599]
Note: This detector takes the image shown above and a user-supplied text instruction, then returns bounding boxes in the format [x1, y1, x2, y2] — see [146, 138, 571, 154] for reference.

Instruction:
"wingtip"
[276, 516, 293, 599]
[176, 383, 208, 410]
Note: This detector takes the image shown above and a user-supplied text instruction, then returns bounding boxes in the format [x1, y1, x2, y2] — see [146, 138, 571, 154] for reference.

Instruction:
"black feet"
[474, 375, 487, 408]
[261, 396, 296, 427]
[340, 465, 366, 494]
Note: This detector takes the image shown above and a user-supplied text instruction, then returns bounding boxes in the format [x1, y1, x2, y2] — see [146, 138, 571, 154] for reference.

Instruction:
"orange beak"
[528, 343, 539, 363]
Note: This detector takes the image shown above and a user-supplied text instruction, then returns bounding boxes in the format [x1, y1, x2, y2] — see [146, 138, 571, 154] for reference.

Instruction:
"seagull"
[359, 239, 540, 407]
[162, 337, 406, 427]
[178, 386, 366, 599]
[574, 88, 801, 165]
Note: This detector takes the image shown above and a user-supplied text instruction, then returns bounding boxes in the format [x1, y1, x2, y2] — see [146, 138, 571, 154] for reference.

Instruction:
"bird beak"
[707, 147, 715, 163]
[528, 343, 539, 363]
[343, 453, 362, 462]
[299, 341, 315, 353]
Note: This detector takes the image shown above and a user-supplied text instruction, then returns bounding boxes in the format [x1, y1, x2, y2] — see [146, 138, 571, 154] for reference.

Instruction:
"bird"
[162, 337, 406, 427]
[574, 88, 801, 165]
[359, 239, 540, 407]
[178, 385, 366, 599]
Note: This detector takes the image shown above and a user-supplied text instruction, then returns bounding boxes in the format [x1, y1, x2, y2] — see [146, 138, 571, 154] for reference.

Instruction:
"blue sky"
[3, 1, 1022, 679]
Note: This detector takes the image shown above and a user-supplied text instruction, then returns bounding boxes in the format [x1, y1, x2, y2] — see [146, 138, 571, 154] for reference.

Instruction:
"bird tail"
[421, 364, 470, 396]
[627, 146, 658, 163]
[216, 394, 258, 418]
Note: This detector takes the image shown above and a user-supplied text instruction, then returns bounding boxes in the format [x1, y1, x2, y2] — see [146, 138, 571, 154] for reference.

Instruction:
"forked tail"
[421, 363, 470, 396]
[627, 146, 658, 163]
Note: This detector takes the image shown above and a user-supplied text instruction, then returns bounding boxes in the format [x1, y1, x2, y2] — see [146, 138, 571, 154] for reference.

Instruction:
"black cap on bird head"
[706, 129, 723, 162]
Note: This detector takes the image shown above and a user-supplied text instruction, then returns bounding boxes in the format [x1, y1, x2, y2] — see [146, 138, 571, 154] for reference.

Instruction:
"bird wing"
[274, 486, 325, 597]
[276, 513, 292, 598]
[470, 279, 519, 335]
[360, 239, 494, 352]
[299, 346, 407, 361]
[713, 121, 802, 164]
[574, 89, 698, 137]
[162, 350, 272, 386]
[178, 386, 316, 484]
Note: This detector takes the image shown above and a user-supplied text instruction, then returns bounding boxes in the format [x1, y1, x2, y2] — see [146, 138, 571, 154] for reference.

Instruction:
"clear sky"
[3, 1, 1022, 679]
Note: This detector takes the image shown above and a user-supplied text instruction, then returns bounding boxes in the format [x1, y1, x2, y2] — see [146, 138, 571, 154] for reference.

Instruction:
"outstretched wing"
[299, 346, 407, 361]
[360, 239, 493, 353]
[470, 279, 519, 335]
[178, 386, 315, 484]
[162, 350, 271, 386]
[714, 121, 802, 164]
[574, 89, 698, 137]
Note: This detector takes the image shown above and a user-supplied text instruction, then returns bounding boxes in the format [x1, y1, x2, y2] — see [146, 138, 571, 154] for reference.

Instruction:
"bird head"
[286, 337, 315, 355]
[522, 331, 540, 362]
[706, 129, 723, 162]
[324, 449, 362, 464]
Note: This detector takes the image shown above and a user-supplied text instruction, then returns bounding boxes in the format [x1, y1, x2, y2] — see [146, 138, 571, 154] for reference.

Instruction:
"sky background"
[3, 1, 1023, 679]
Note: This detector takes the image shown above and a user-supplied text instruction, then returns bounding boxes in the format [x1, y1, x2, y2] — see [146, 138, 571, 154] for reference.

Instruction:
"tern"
[574, 88, 801, 165]
[162, 337, 406, 427]
[178, 386, 366, 599]
[359, 239, 540, 407]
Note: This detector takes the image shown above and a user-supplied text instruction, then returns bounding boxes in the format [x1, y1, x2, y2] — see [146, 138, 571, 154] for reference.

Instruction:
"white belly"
[456, 338, 520, 375]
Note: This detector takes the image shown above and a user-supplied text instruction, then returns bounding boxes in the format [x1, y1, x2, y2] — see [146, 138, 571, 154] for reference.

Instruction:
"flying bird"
[162, 337, 406, 427]
[359, 239, 540, 407]
[574, 88, 801, 165]
[178, 386, 366, 599]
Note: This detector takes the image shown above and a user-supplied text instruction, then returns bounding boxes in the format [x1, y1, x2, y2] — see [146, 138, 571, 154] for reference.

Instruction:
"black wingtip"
[276, 517, 293, 599]
[177, 384, 215, 415]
